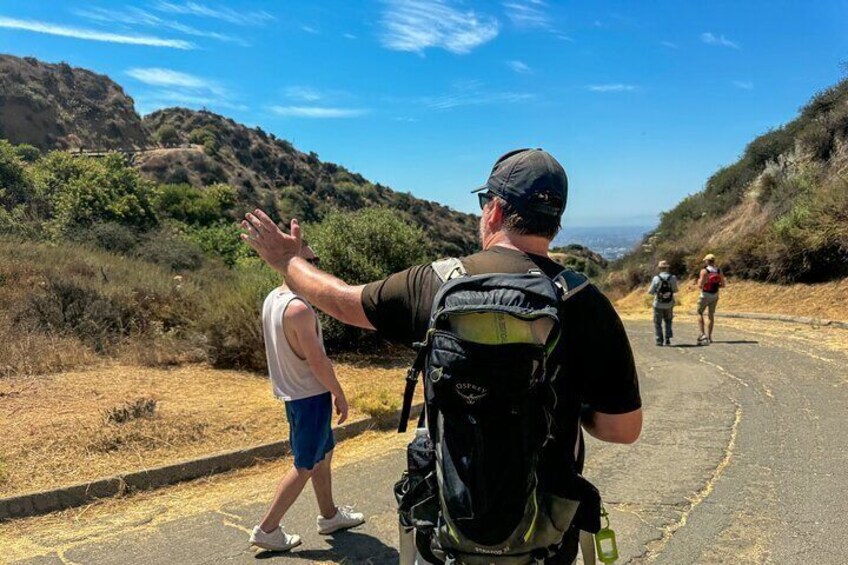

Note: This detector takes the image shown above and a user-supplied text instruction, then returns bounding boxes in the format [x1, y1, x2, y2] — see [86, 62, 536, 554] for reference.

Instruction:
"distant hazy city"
[553, 225, 653, 260]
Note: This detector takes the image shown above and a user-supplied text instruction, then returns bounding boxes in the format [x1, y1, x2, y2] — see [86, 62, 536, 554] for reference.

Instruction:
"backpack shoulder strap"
[431, 257, 467, 283]
[554, 268, 590, 301]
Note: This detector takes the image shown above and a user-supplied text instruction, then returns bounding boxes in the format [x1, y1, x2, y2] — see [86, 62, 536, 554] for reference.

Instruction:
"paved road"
[7, 319, 848, 564]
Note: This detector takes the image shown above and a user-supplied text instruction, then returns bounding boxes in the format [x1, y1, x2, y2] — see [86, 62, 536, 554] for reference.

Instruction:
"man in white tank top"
[249, 244, 365, 553]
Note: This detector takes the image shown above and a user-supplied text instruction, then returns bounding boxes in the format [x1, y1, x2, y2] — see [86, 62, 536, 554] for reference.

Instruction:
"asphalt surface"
[7, 319, 848, 564]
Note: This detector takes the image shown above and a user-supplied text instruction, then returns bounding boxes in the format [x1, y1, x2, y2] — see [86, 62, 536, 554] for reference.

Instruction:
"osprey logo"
[455, 383, 488, 405]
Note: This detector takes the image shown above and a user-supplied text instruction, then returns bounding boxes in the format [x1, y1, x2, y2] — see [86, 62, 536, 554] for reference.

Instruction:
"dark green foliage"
[198, 262, 279, 371]
[307, 208, 430, 284]
[155, 124, 180, 147]
[0, 139, 32, 209]
[12, 143, 41, 163]
[28, 152, 158, 235]
[155, 183, 236, 225]
[136, 228, 205, 271]
[305, 208, 431, 349]
[186, 222, 249, 267]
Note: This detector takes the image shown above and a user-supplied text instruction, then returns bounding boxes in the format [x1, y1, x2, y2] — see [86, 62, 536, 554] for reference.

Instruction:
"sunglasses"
[306, 257, 321, 265]
[478, 192, 495, 210]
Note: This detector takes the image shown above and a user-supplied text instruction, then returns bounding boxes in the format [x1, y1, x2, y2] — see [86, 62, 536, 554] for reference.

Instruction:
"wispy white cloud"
[557, 34, 575, 42]
[301, 25, 318, 34]
[269, 106, 369, 118]
[502, 1, 550, 29]
[587, 83, 637, 92]
[380, 0, 499, 55]
[507, 60, 532, 74]
[701, 32, 740, 50]
[732, 80, 753, 90]
[420, 80, 534, 109]
[126, 67, 222, 92]
[660, 41, 677, 49]
[343, 33, 358, 40]
[75, 7, 244, 45]
[126, 67, 241, 114]
[135, 90, 247, 115]
[0, 15, 193, 48]
[153, 1, 274, 26]
[284, 86, 325, 102]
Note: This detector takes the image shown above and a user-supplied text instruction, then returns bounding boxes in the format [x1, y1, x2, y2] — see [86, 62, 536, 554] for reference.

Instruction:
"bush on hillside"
[0, 140, 32, 210]
[154, 182, 237, 225]
[155, 124, 180, 147]
[4, 241, 198, 357]
[306, 207, 432, 349]
[28, 152, 158, 236]
[198, 261, 279, 371]
[136, 227, 205, 271]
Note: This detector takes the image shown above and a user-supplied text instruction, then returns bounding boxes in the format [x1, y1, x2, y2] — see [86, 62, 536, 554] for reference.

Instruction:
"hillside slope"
[0, 54, 477, 255]
[140, 108, 477, 255]
[0, 55, 148, 150]
[609, 77, 848, 289]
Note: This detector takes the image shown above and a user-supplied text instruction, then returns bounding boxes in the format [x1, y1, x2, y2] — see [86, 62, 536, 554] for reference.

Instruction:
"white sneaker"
[317, 505, 365, 535]
[250, 525, 302, 552]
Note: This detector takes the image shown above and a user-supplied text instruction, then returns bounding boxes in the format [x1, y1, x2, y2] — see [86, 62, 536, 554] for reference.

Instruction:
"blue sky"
[1, 1, 847, 227]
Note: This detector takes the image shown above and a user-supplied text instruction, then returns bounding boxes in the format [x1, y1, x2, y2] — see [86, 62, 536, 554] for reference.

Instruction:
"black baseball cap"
[472, 148, 568, 217]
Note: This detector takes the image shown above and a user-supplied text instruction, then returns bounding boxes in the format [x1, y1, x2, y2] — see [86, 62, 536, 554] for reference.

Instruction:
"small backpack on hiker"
[656, 274, 675, 305]
[394, 258, 604, 565]
[702, 266, 722, 294]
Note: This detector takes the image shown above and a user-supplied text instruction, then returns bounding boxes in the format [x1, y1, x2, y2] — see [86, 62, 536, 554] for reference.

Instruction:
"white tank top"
[261, 289, 328, 401]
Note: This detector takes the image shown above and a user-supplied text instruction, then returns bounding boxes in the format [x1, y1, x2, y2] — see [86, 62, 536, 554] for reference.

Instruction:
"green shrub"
[186, 222, 248, 266]
[156, 124, 180, 147]
[306, 208, 432, 350]
[307, 207, 431, 284]
[0, 140, 31, 209]
[155, 183, 236, 225]
[198, 261, 279, 371]
[73, 222, 141, 254]
[136, 228, 205, 271]
[29, 152, 158, 236]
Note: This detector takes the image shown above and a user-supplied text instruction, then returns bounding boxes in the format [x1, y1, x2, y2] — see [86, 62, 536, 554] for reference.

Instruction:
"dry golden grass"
[0, 352, 413, 498]
[615, 278, 848, 321]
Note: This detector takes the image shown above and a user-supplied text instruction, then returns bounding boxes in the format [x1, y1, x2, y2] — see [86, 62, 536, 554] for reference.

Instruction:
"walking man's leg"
[653, 309, 663, 345]
[707, 299, 717, 341]
[259, 466, 313, 533]
[311, 450, 337, 519]
[665, 309, 673, 345]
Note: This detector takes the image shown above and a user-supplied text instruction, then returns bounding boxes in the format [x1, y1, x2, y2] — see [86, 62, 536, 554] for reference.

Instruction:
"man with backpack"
[241, 148, 643, 563]
[647, 260, 678, 346]
[696, 253, 724, 345]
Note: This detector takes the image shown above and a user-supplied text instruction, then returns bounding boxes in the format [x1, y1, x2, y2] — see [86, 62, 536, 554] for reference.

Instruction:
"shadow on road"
[255, 530, 398, 563]
[670, 340, 759, 348]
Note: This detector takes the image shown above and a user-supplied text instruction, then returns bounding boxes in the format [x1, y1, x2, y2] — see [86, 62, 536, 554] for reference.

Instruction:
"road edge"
[714, 311, 848, 329]
[0, 403, 422, 522]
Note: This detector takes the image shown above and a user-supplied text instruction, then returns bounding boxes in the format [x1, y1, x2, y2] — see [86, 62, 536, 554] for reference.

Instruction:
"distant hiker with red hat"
[696, 253, 724, 345]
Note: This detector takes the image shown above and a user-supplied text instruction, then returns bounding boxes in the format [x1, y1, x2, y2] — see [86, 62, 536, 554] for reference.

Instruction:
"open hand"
[240, 209, 302, 271]
[334, 393, 349, 425]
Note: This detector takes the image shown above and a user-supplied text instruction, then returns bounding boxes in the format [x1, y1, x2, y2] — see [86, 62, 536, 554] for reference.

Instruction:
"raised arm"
[241, 210, 374, 330]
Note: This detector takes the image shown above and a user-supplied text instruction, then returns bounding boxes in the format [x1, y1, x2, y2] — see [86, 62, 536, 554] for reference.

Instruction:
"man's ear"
[488, 198, 505, 230]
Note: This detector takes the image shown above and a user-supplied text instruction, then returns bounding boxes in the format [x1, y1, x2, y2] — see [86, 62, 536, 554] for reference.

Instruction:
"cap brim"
[471, 184, 489, 193]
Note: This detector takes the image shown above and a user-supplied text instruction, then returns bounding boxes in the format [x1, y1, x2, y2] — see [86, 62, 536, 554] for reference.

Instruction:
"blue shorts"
[285, 392, 335, 470]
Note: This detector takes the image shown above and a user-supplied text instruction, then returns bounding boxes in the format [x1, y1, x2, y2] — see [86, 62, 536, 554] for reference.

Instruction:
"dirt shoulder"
[615, 279, 848, 322]
[0, 349, 412, 498]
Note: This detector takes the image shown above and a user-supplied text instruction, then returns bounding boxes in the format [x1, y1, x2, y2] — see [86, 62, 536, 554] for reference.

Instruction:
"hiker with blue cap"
[242, 148, 642, 564]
